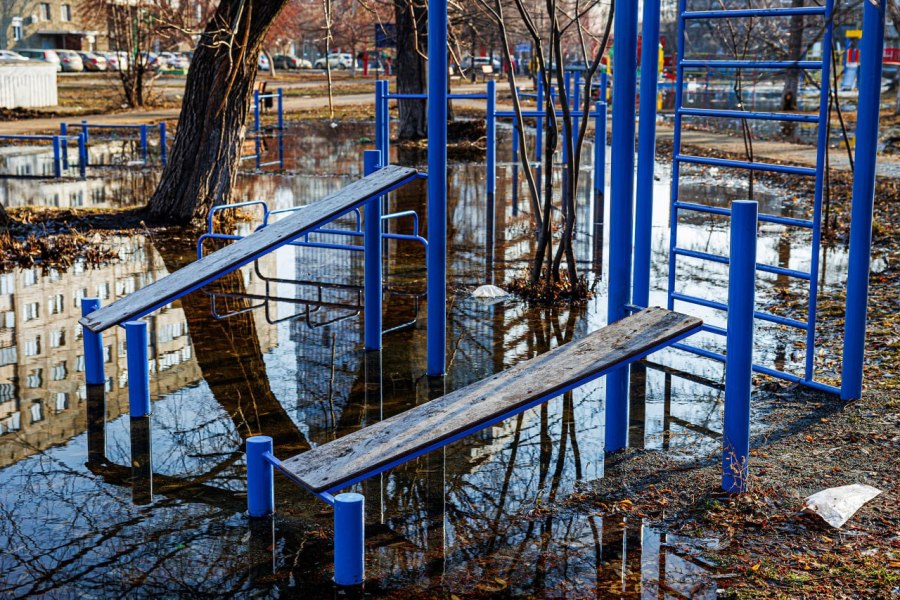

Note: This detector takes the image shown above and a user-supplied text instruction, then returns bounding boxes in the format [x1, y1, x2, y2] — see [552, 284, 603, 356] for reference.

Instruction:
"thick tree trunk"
[781, 0, 804, 139]
[145, 0, 290, 225]
[394, 0, 427, 140]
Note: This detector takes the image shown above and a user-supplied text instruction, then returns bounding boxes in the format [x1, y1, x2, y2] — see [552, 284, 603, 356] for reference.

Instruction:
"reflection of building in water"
[0, 235, 278, 468]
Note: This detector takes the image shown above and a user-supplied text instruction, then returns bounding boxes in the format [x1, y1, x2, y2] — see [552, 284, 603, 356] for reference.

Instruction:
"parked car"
[273, 54, 301, 69]
[0, 50, 29, 61]
[258, 54, 270, 71]
[78, 51, 108, 71]
[460, 56, 501, 73]
[15, 49, 61, 70]
[100, 51, 129, 71]
[314, 53, 353, 70]
[158, 51, 189, 71]
[297, 57, 313, 69]
[54, 49, 84, 72]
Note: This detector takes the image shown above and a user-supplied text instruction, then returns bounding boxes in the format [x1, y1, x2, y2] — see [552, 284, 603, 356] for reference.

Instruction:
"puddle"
[0, 120, 859, 595]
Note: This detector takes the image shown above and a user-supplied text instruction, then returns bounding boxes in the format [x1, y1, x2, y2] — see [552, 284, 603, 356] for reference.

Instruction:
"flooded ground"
[0, 121, 866, 596]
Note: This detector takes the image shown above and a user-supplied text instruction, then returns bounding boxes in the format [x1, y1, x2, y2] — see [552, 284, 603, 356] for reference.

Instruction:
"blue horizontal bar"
[670, 291, 808, 330]
[495, 110, 600, 119]
[673, 201, 815, 229]
[675, 154, 817, 177]
[386, 93, 428, 100]
[681, 59, 822, 70]
[68, 123, 152, 130]
[672, 247, 812, 280]
[678, 107, 819, 124]
[682, 7, 826, 19]
[312, 325, 702, 495]
[669, 342, 840, 396]
[448, 93, 487, 99]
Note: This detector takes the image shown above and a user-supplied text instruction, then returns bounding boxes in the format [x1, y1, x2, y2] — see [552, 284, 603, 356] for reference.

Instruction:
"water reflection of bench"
[247, 307, 702, 584]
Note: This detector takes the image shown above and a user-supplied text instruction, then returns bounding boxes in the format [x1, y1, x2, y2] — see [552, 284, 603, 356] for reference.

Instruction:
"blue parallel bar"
[81, 298, 105, 385]
[447, 93, 486, 99]
[247, 436, 275, 517]
[670, 291, 808, 330]
[806, 0, 835, 386]
[634, 0, 661, 309]
[125, 320, 151, 417]
[675, 154, 817, 177]
[673, 201, 814, 229]
[722, 201, 757, 493]
[842, 0, 884, 401]
[320, 325, 702, 495]
[683, 7, 825, 19]
[672, 247, 811, 280]
[364, 150, 383, 351]
[680, 59, 822, 70]
[386, 93, 427, 99]
[426, 0, 448, 377]
[678, 107, 819, 123]
[606, 0, 639, 454]
[494, 110, 599, 118]
[670, 342, 840, 396]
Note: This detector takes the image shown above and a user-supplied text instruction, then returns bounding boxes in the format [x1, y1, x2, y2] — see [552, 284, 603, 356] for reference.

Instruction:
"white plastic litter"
[802, 484, 882, 529]
[472, 284, 508, 299]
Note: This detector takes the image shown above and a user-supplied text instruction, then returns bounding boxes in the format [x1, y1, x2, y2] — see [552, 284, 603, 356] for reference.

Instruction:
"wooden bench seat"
[80, 165, 418, 333]
[278, 307, 702, 494]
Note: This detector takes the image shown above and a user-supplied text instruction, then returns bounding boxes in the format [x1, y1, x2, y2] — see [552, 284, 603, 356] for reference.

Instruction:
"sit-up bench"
[245, 306, 702, 585]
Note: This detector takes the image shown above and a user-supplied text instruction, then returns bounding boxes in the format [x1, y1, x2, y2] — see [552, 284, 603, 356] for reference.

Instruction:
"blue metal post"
[375, 82, 384, 154]
[254, 90, 261, 132]
[381, 80, 390, 164]
[246, 436, 275, 517]
[605, 0, 639, 453]
[277, 88, 284, 130]
[278, 129, 285, 169]
[486, 79, 497, 199]
[60, 123, 69, 169]
[426, 0, 448, 377]
[255, 136, 262, 171]
[81, 120, 89, 144]
[842, 0, 885, 401]
[159, 122, 168, 166]
[333, 492, 365, 586]
[125, 321, 150, 417]
[77, 133, 86, 178]
[634, 0, 662, 309]
[536, 77, 544, 170]
[139, 125, 148, 160]
[722, 200, 758, 493]
[593, 100, 606, 226]
[81, 298, 105, 385]
[52, 136, 62, 178]
[512, 124, 519, 215]
[364, 150, 383, 350]
[573, 69, 581, 147]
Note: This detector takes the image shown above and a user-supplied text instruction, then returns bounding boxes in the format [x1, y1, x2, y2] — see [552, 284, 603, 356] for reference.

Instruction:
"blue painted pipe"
[77, 133, 86, 179]
[246, 436, 275, 517]
[842, 0, 885, 401]
[536, 77, 544, 172]
[333, 492, 365, 585]
[426, 0, 448, 377]
[81, 120, 89, 144]
[60, 123, 69, 169]
[633, 0, 662, 309]
[139, 125, 148, 160]
[159, 123, 167, 166]
[52, 136, 61, 178]
[81, 298, 105, 385]
[486, 79, 497, 197]
[605, 0, 639, 454]
[381, 80, 390, 164]
[374, 81, 384, 154]
[125, 321, 151, 417]
[277, 129, 284, 169]
[364, 150, 383, 351]
[254, 90, 261, 132]
[277, 88, 284, 130]
[722, 200, 758, 493]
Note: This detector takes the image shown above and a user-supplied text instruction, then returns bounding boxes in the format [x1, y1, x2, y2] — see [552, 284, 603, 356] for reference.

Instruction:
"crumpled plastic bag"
[472, 284, 508, 299]
[802, 484, 882, 528]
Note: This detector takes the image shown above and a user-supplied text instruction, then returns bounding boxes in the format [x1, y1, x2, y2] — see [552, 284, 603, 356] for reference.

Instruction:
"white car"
[314, 53, 354, 70]
[258, 54, 270, 71]
[0, 50, 28, 61]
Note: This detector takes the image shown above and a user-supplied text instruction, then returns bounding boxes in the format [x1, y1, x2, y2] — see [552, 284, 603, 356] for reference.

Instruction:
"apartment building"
[1, 0, 103, 51]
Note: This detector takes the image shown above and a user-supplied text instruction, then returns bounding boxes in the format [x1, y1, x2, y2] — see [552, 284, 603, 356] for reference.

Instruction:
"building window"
[30, 401, 43, 423]
[52, 361, 67, 381]
[27, 369, 43, 389]
[48, 293, 64, 315]
[24, 336, 41, 357]
[39, 3, 51, 21]
[61, 4, 72, 22]
[50, 329, 66, 348]
[24, 302, 40, 322]
[12, 18, 23, 41]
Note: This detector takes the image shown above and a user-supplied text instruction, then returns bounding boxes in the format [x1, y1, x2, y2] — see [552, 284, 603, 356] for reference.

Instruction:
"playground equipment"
[79, 0, 886, 586]
[0, 133, 87, 178]
[63, 121, 168, 166]
[252, 87, 284, 133]
[239, 129, 285, 171]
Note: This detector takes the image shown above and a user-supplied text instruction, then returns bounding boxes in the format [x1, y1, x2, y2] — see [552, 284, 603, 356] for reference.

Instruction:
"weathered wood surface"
[80, 166, 418, 333]
[280, 307, 702, 493]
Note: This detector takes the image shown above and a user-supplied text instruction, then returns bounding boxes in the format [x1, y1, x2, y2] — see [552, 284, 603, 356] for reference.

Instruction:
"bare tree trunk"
[145, 0, 291, 225]
[781, 0, 804, 139]
[395, 0, 427, 140]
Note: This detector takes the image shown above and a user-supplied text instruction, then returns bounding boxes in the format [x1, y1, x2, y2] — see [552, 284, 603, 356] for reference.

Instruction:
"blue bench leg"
[722, 200, 758, 493]
[125, 321, 151, 417]
[334, 492, 365, 586]
[247, 436, 275, 517]
[81, 298, 105, 386]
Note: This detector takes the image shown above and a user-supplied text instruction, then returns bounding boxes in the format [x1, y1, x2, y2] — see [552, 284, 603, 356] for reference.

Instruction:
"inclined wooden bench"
[246, 306, 702, 584]
[79, 165, 419, 334]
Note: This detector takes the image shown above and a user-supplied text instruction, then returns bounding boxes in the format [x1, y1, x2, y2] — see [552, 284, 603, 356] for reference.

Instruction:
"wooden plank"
[79, 165, 418, 333]
[280, 307, 702, 493]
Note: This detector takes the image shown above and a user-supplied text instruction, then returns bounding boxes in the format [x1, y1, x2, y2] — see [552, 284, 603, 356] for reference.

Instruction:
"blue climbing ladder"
[667, 1, 838, 394]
